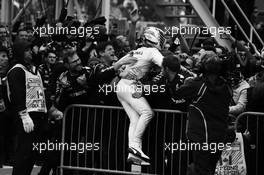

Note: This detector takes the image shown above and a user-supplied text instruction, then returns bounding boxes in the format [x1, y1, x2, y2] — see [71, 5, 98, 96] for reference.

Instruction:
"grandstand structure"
[0, 0, 263, 50]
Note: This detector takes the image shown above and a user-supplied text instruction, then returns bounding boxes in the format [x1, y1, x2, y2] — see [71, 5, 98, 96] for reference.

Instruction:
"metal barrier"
[234, 111, 264, 175]
[59, 104, 189, 175]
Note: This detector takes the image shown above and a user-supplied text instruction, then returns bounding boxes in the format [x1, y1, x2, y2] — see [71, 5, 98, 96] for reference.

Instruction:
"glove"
[19, 110, 34, 133]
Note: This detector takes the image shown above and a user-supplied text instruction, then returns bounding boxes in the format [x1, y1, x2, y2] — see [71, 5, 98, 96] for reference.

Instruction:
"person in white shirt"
[113, 26, 166, 165]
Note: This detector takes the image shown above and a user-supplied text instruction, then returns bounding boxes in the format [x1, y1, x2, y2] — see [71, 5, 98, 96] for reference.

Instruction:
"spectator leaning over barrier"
[88, 41, 118, 79]
[170, 53, 233, 175]
[87, 41, 121, 105]
[52, 49, 91, 111]
[145, 54, 192, 110]
[7, 40, 48, 175]
[160, 49, 197, 78]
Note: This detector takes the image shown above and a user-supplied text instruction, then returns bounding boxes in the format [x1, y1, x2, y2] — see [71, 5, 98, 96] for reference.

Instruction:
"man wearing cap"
[170, 53, 233, 175]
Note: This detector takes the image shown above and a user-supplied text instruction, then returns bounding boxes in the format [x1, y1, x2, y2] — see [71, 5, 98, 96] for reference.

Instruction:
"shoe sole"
[127, 154, 150, 166]
[128, 147, 150, 162]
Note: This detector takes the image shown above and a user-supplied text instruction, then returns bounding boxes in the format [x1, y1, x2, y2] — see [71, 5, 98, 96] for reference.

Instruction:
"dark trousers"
[38, 149, 60, 175]
[0, 110, 16, 166]
[0, 112, 5, 167]
[12, 113, 48, 175]
[187, 145, 222, 175]
[38, 120, 61, 175]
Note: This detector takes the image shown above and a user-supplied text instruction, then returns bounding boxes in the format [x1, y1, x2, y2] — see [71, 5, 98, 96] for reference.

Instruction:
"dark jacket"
[47, 62, 67, 106]
[146, 72, 189, 111]
[87, 57, 119, 105]
[6, 67, 26, 113]
[87, 57, 116, 85]
[54, 70, 91, 111]
[243, 84, 264, 142]
[173, 76, 232, 143]
[246, 85, 264, 113]
[7, 41, 33, 113]
[0, 77, 8, 112]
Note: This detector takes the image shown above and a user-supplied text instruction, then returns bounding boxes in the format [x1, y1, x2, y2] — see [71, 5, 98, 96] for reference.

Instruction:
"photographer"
[170, 53, 233, 175]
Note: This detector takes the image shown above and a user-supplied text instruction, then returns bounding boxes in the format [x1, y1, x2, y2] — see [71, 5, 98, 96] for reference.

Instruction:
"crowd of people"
[0, 3, 264, 175]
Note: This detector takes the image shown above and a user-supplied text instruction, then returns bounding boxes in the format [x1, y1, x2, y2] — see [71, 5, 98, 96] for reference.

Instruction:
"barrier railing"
[234, 111, 264, 175]
[58, 105, 264, 175]
[59, 104, 189, 175]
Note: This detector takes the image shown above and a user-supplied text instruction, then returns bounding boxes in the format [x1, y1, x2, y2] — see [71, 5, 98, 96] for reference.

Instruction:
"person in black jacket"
[39, 49, 89, 175]
[243, 71, 264, 175]
[7, 40, 48, 175]
[145, 54, 192, 111]
[170, 53, 233, 175]
[0, 46, 10, 167]
[87, 41, 120, 105]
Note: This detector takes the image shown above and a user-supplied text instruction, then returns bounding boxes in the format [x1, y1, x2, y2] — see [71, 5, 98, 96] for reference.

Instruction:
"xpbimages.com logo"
[163, 24, 232, 38]
[32, 140, 100, 153]
[33, 24, 99, 37]
[165, 140, 232, 154]
[98, 82, 166, 95]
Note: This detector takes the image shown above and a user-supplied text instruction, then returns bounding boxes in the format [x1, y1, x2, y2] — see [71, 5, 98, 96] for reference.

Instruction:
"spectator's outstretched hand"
[130, 8, 139, 24]
[90, 49, 97, 59]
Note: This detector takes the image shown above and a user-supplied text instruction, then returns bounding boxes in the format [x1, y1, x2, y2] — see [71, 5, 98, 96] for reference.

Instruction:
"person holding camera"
[169, 53, 233, 175]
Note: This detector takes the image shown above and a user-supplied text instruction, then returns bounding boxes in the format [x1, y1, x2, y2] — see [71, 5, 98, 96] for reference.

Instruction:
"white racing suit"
[116, 47, 163, 155]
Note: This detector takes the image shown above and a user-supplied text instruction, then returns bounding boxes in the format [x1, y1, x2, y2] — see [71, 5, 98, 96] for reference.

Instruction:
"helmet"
[142, 26, 166, 50]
